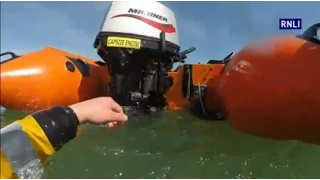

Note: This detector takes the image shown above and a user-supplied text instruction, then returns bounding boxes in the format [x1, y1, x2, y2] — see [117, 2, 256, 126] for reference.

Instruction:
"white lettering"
[296, 21, 300, 28]
[287, 21, 292, 27]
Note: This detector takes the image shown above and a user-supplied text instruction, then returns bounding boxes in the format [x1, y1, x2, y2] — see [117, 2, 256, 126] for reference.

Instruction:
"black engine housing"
[94, 31, 179, 109]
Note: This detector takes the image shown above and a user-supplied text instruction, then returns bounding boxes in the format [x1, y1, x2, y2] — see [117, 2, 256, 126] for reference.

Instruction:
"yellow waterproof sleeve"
[0, 106, 79, 179]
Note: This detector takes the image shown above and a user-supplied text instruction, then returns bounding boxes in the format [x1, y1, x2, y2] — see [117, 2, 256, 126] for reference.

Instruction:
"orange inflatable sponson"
[0, 47, 110, 112]
[216, 34, 320, 144]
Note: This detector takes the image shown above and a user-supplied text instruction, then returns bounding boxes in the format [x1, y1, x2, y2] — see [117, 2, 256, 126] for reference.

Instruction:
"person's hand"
[69, 97, 128, 129]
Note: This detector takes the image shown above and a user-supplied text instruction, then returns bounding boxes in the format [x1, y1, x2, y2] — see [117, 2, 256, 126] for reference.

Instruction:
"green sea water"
[1, 109, 320, 179]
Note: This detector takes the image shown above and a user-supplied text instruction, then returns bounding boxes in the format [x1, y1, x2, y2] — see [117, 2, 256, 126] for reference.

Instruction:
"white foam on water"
[17, 159, 44, 179]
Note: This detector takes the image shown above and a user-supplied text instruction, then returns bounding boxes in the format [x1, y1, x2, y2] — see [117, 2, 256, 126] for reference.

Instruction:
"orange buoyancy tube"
[217, 35, 320, 144]
[0, 47, 110, 112]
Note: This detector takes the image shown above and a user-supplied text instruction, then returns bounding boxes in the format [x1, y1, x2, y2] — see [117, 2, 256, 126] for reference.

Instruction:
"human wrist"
[68, 104, 87, 124]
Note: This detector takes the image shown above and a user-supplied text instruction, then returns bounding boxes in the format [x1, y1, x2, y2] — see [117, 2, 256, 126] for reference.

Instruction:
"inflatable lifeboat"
[1, 1, 319, 144]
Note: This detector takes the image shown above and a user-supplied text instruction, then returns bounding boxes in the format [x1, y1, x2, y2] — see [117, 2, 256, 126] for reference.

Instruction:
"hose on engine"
[197, 82, 207, 116]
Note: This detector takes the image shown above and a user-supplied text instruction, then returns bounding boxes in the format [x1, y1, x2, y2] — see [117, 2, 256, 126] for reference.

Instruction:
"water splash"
[17, 159, 44, 179]
[0, 106, 6, 116]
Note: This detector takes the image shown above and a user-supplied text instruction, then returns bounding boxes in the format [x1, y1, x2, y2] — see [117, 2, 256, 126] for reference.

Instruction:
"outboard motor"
[94, 1, 181, 109]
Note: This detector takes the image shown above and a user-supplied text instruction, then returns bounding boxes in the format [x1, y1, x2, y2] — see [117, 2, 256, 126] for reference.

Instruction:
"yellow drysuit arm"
[0, 106, 79, 179]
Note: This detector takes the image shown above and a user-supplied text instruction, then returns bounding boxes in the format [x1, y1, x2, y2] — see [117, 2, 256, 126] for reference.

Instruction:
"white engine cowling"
[95, 1, 180, 55]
